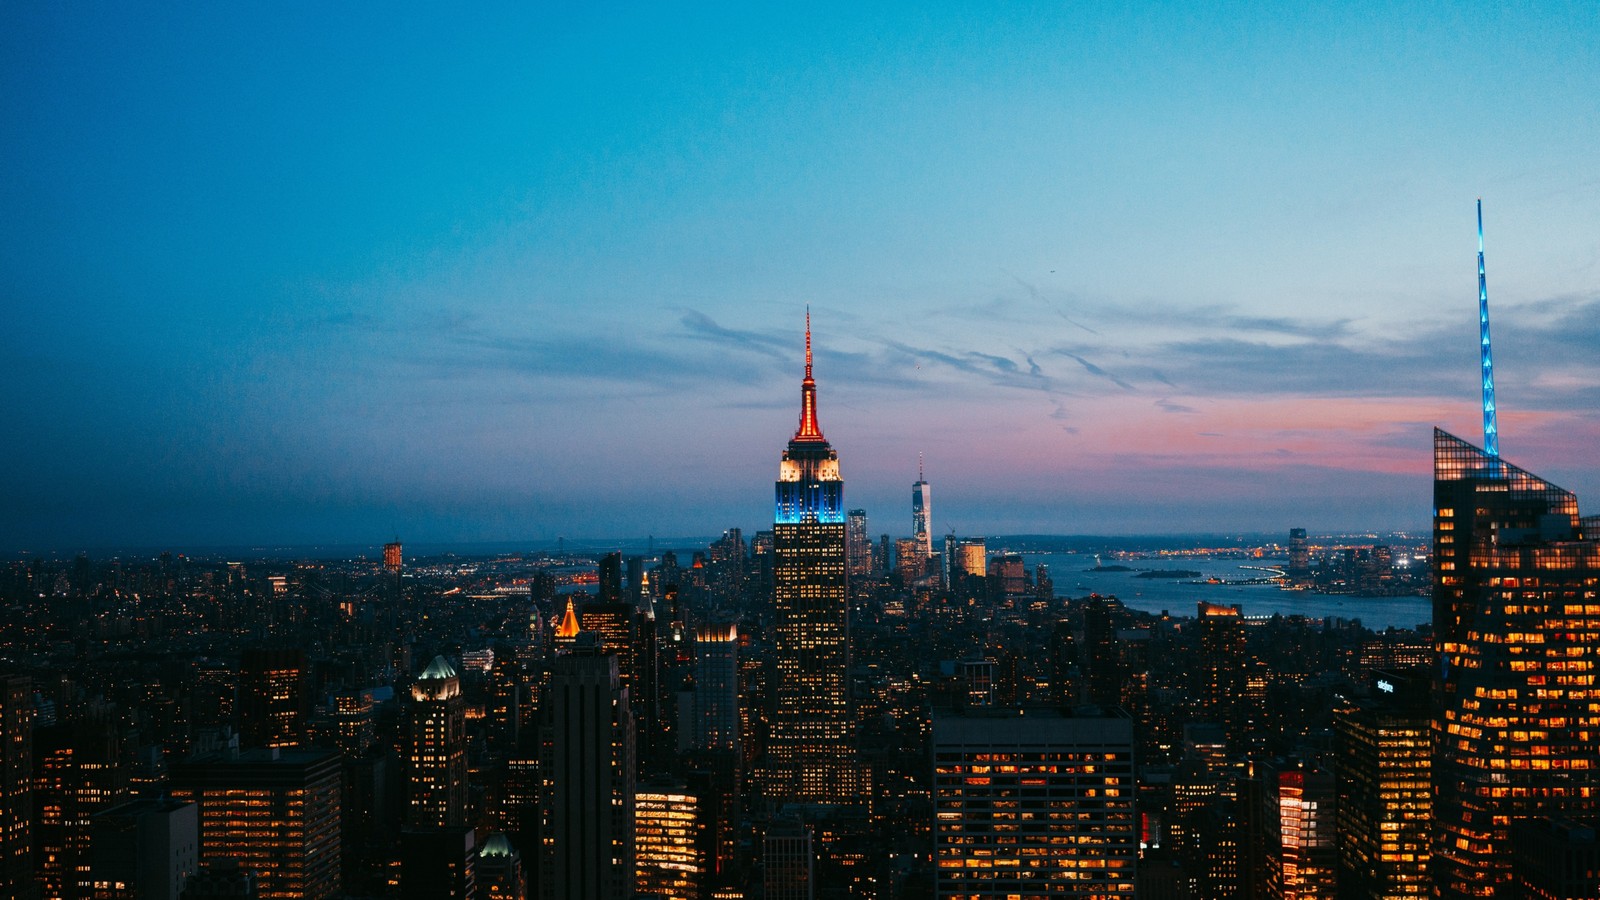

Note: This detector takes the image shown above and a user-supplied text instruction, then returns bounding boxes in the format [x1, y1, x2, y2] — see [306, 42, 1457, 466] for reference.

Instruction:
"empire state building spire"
[794, 307, 825, 442]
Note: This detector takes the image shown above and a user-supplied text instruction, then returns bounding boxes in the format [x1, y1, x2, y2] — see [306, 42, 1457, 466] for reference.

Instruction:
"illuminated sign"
[1377, 679, 1395, 694]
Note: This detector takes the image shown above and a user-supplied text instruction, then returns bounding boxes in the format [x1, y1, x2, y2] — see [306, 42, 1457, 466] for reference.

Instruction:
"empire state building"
[763, 313, 856, 805]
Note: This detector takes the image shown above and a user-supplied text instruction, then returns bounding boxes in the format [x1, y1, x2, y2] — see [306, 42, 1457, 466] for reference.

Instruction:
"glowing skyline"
[2, 4, 1597, 550]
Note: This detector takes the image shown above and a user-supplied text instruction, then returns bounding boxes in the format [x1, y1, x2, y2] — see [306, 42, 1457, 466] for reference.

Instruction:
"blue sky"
[3, 3, 1598, 551]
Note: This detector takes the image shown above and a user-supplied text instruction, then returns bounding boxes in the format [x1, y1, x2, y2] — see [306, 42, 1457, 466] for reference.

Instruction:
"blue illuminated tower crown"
[774, 310, 844, 524]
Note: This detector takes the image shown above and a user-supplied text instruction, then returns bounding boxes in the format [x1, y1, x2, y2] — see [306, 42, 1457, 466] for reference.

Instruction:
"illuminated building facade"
[407, 656, 467, 828]
[239, 647, 309, 750]
[583, 600, 661, 773]
[912, 458, 932, 561]
[931, 706, 1137, 898]
[766, 314, 854, 805]
[634, 781, 709, 900]
[1259, 758, 1336, 900]
[1, 675, 32, 900]
[384, 541, 403, 572]
[846, 509, 872, 577]
[1431, 429, 1600, 898]
[1333, 669, 1430, 900]
[168, 747, 342, 900]
[539, 643, 635, 900]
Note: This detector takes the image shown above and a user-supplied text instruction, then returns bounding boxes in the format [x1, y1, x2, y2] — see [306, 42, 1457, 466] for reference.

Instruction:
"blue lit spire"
[1477, 199, 1500, 458]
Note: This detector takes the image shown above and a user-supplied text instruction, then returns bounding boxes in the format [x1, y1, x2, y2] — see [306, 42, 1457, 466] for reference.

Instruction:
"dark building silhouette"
[539, 640, 634, 900]
[238, 648, 309, 750]
[1511, 818, 1600, 899]
[0, 674, 33, 900]
[1431, 430, 1600, 897]
[1196, 602, 1247, 738]
[87, 797, 199, 900]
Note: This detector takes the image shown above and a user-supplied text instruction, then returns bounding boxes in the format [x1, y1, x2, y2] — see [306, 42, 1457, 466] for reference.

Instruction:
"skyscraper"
[1196, 602, 1247, 738]
[1431, 429, 1600, 897]
[238, 647, 309, 750]
[0, 675, 33, 900]
[1258, 758, 1337, 899]
[691, 624, 740, 756]
[846, 509, 872, 577]
[1333, 668, 1430, 900]
[912, 456, 932, 561]
[407, 656, 468, 829]
[932, 706, 1137, 897]
[766, 312, 854, 805]
[539, 641, 635, 900]
[168, 747, 342, 900]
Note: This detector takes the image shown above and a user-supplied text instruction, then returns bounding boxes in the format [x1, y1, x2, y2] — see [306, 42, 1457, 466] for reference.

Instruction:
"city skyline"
[4, 5, 1599, 551]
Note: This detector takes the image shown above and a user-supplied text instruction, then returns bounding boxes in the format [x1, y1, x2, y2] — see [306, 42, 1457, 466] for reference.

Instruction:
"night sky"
[3, 4, 1598, 552]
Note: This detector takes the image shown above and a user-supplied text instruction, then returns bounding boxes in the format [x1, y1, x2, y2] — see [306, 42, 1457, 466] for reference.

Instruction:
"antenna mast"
[1478, 199, 1500, 458]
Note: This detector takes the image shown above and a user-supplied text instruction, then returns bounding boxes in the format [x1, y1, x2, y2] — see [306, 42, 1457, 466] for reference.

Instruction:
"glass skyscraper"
[1432, 428, 1600, 897]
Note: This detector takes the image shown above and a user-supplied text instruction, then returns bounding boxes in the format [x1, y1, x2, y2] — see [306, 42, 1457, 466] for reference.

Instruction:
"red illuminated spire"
[794, 307, 825, 442]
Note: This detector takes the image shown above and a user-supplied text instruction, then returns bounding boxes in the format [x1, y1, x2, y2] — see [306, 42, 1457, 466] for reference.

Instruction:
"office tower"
[407, 656, 467, 828]
[846, 509, 872, 577]
[894, 538, 922, 585]
[168, 747, 342, 900]
[598, 552, 623, 603]
[583, 600, 661, 773]
[384, 541, 403, 572]
[1196, 602, 1247, 737]
[87, 798, 198, 900]
[477, 832, 528, 900]
[634, 779, 710, 900]
[1, 675, 32, 900]
[400, 827, 476, 900]
[1288, 528, 1309, 577]
[951, 538, 987, 586]
[34, 718, 127, 900]
[767, 313, 854, 805]
[912, 456, 932, 560]
[1431, 428, 1600, 897]
[1258, 758, 1336, 900]
[1083, 596, 1126, 708]
[692, 624, 740, 755]
[764, 819, 815, 900]
[238, 647, 309, 750]
[991, 552, 1024, 597]
[333, 691, 376, 758]
[932, 706, 1137, 897]
[878, 535, 892, 577]
[539, 643, 635, 900]
[178, 861, 257, 899]
[1333, 668, 1430, 900]
[1510, 819, 1600, 899]
[626, 555, 646, 607]
[955, 658, 996, 707]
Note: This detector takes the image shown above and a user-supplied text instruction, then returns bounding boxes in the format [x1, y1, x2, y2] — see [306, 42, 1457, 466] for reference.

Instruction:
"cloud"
[1156, 398, 1198, 414]
[1052, 350, 1134, 390]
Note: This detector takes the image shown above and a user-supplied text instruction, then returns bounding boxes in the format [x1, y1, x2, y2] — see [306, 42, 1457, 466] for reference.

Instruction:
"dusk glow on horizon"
[3, 4, 1598, 551]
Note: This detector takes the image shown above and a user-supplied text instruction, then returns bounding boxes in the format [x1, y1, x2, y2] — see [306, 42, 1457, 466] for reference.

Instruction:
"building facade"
[766, 315, 854, 805]
[932, 706, 1137, 897]
[1431, 429, 1600, 897]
